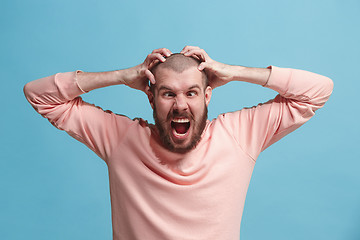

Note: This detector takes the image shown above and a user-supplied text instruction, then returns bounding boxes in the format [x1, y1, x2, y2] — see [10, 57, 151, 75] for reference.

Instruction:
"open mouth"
[171, 118, 190, 136]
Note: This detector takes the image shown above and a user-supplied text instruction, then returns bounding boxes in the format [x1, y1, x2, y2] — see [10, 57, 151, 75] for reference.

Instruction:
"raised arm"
[181, 46, 271, 88]
[181, 45, 333, 109]
[23, 48, 171, 162]
[181, 46, 334, 160]
[76, 48, 172, 92]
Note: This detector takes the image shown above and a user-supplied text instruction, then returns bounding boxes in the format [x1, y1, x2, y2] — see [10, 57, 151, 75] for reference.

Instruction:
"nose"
[173, 95, 188, 112]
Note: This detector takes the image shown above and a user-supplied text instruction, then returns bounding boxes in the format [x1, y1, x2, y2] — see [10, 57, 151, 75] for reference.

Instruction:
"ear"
[204, 86, 212, 107]
[145, 85, 155, 109]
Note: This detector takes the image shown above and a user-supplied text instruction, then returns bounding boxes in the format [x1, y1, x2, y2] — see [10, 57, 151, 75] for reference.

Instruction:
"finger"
[145, 69, 156, 84]
[154, 53, 167, 62]
[191, 55, 201, 61]
[146, 52, 166, 64]
[148, 59, 160, 70]
[198, 62, 207, 71]
[164, 48, 172, 57]
[183, 49, 208, 62]
[183, 48, 206, 57]
[180, 45, 200, 54]
[152, 48, 172, 57]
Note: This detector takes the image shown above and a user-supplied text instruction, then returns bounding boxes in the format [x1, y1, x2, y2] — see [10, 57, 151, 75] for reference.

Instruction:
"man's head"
[149, 53, 209, 93]
[147, 53, 212, 153]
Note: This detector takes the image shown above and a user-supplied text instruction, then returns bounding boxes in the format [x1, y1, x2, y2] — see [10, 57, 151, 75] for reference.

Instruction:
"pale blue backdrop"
[1, 0, 359, 239]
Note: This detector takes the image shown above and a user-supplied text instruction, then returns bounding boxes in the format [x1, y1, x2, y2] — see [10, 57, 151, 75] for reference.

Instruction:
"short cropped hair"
[150, 53, 208, 93]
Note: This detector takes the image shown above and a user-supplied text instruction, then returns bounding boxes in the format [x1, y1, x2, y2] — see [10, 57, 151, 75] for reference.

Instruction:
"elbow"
[322, 76, 334, 103]
[312, 76, 334, 110]
[23, 82, 32, 103]
[23, 81, 39, 107]
[324, 76, 334, 97]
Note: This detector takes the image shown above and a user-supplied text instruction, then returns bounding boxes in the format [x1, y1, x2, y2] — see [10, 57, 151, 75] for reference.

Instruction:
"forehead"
[154, 67, 204, 91]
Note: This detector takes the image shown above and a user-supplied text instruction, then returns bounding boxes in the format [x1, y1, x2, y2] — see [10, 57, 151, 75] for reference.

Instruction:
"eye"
[187, 91, 198, 97]
[163, 92, 175, 98]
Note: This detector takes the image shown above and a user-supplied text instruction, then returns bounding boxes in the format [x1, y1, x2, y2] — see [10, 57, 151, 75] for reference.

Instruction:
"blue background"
[1, 0, 359, 239]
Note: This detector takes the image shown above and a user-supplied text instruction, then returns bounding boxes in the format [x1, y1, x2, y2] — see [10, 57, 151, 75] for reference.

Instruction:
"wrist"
[233, 66, 270, 86]
[230, 65, 247, 82]
[118, 66, 139, 85]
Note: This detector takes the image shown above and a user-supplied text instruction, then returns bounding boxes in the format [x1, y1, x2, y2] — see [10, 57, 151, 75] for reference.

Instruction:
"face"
[149, 67, 212, 153]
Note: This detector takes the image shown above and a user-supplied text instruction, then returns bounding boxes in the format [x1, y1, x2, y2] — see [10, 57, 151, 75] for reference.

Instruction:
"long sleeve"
[23, 71, 134, 163]
[220, 66, 334, 161]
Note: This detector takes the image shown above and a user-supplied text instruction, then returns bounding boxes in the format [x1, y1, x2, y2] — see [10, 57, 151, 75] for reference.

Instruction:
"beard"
[153, 104, 208, 154]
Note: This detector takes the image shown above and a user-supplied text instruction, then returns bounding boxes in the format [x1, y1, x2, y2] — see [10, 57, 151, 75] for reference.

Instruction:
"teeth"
[172, 118, 190, 123]
[173, 131, 186, 137]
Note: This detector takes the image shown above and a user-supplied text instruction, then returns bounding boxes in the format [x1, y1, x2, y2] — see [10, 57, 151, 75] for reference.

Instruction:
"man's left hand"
[180, 46, 236, 89]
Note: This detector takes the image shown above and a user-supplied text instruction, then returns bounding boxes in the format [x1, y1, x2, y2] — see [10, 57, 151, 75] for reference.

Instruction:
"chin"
[168, 130, 202, 153]
[153, 104, 208, 154]
[170, 142, 196, 153]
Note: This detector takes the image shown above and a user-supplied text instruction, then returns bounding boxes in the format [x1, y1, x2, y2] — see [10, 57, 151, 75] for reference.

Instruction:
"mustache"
[166, 111, 194, 121]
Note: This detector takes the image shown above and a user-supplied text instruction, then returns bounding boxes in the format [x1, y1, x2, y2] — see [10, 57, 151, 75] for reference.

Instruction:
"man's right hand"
[122, 48, 172, 92]
[76, 48, 171, 93]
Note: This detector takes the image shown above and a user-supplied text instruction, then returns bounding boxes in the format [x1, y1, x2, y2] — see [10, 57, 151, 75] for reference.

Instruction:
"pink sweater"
[24, 66, 333, 240]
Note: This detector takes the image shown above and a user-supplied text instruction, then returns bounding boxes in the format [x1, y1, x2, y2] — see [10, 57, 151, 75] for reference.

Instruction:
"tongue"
[173, 122, 188, 134]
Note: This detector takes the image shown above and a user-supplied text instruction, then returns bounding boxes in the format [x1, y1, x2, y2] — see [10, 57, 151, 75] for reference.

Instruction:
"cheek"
[190, 99, 206, 112]
[155, 100, 172, 117]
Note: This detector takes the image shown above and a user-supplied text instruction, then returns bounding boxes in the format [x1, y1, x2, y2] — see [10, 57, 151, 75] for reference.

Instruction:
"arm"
[181, 46, 334, 160]
[181, 46, 333, 109]
[24, 48, 172, 162]
[181, 46, 333, 102]
[76, 48, 172, 92]
[181, 46, 271, 88]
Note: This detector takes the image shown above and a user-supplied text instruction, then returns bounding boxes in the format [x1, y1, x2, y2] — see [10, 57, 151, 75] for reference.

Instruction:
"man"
[24, 46, 333, 240]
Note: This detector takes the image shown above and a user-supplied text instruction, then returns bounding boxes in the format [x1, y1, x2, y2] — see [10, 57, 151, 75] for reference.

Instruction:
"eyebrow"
[158, 84, 201, 92]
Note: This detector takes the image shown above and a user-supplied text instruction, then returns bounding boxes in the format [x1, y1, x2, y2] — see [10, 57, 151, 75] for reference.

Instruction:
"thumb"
[145, 69, 156, 84]
[198, 62, 207, 71]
